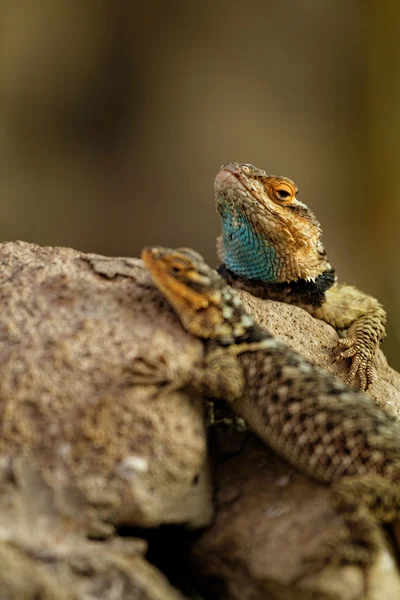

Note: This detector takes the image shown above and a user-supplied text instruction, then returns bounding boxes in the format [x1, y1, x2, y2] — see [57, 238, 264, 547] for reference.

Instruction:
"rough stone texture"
[192, 430, 400, 600]
[0, 536, 186, 600]
[0, 241, 213, 534]
[0, 455, 188, 600]
[240, 289, 400, 417]
[0, 241, 399, 600]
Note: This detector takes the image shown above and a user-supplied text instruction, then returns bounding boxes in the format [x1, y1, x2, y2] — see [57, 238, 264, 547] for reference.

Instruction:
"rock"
[0, 457, 187, 599]
[239, 289, 400, 416]
[0, 240, 399, 600]
[191, 430, 400, 600]
[0, 536, 187, 600]
[0, 241, 213, 531]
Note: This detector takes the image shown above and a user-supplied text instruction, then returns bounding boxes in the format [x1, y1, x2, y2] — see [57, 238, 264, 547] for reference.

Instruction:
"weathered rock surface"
[0, 240, 210, 598]
[0, 535, 187, 600]
[0, 241, 212, 532]
[240, 289, 400, 417]
[191, 430, 400, 600]
[0, 240, 399, 600]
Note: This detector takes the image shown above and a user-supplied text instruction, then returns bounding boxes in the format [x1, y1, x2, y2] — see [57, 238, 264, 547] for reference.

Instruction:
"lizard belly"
[220, 210, 278, 282]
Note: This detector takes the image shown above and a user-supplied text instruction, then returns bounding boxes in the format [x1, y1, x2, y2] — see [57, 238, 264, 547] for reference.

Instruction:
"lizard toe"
[345, 354, 374, 391]
[333, 337, 374, 390]
[332, 344, 357, 362]
[346, 355, 362, 387]
[130, 356, 188, 391]
[130, 356, 166, 385]
[366, 361, 374, 389]
[354, 358, 373, 391]
[335, 337, 355, 350]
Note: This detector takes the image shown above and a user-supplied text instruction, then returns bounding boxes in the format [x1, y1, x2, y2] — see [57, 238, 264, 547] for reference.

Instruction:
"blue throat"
[220, 208, 278, 283]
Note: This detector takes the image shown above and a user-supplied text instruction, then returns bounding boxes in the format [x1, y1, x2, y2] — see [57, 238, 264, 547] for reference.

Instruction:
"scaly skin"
[214, 162, 386, 391]
[141, 245, 400, 575]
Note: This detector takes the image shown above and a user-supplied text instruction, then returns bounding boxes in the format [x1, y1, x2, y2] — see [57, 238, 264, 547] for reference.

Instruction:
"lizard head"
[214, 162, 331, 283]
[142, 246, 261, 344]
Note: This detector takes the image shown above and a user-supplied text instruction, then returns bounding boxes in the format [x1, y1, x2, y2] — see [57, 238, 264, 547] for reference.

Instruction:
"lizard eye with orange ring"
[241, 165, 252, 175]
[169, 259, 188, 274]
[266, 177, 298, 204]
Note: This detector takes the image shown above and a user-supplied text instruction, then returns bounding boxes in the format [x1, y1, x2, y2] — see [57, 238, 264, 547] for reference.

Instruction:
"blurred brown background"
[0, 0, 398, 369]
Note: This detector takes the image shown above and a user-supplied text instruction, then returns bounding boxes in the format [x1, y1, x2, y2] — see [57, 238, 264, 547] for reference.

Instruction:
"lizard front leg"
[311, 284, 386, 390]
[183, 346, 247, 430]
[189, 346, 245, 402]
[131, 346, 245, 402]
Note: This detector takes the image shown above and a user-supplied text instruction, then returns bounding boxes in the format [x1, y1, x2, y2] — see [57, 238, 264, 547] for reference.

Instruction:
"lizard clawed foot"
[130, 356, 185, 390]
[332, 338, 374, 391]
[130, 356, 168, 385]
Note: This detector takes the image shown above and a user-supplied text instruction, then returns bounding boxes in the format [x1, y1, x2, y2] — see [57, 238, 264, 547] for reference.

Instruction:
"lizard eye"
[241, 165, 252, 175]
[169, 260, 187, 274]
[266, 177, 297, 204]
[276, 189, 291, 199]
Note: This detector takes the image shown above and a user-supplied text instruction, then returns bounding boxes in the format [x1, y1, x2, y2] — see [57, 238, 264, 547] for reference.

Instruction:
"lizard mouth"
[214, 163, 274, 214]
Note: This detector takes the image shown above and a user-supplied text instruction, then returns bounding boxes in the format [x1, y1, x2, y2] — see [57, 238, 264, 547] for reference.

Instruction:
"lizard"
[214, 162, 386, 391]
[141, 245, 400, 575]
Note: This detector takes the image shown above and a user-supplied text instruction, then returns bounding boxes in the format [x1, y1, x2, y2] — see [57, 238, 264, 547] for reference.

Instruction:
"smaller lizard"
[141, 245, 400, 574]
[214, 162, 386, 390]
